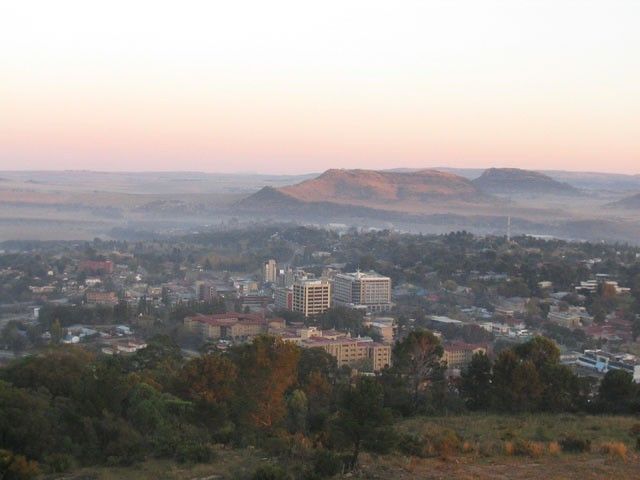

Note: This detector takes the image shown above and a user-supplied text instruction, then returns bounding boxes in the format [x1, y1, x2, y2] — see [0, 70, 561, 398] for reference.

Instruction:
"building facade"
[333, 271, 392, 312]
[263, 259, 277, 284]
[292, 279, 331, 317]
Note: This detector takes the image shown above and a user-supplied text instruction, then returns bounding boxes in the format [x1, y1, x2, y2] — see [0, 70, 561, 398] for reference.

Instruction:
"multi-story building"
[79, 260, 114, 275]
[184, 312, 285, 341]
[333, 271, 392, 312]
[304, 336, 391, 372]
[576, 349, 640, 382]
[274, 286, 293, 310]
[293, 279, 331, 317]
[86, 291, 119, 305]
[442, 342, 487, 370]
[195, 281, 217, 302]
[263, 259, 277, 284]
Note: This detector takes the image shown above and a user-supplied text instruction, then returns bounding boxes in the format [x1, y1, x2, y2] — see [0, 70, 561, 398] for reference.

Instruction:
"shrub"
[432, 430, 461, 458]
[313, 450, 343, 477]
[519, 441, 545, 458]
[503, 441, 515, 456]
[461, 441, 476, 454]
[559, 435, 591, 453]
[398, 434, 426, 457]
[0, 450, 40, 480]
[175, 443, 214, 464]
[504, 440, 545, 458]
[479, 441, 501, 457]
[599, 442, 627, 460]
[251, 464, 292, 480]
[261, 436, 291, 457]
[44, 453, 74, 473]
[548, 441, 561, 456]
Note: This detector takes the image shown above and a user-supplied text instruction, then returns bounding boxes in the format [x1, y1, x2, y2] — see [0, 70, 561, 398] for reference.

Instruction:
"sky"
[1, 0, 639, 174]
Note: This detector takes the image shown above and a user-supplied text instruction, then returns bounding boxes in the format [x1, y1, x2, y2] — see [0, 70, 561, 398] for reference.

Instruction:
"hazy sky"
[1, 0, 639, 174]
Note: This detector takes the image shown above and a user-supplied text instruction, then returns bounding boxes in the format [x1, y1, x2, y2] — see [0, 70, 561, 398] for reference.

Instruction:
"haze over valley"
[1, 167, 640, 244]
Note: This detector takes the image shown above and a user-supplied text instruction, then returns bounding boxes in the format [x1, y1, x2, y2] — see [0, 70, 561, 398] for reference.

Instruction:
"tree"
[392, 330, 444, 412]
[514, 336, 560, 369]
[231, 336, 300, 430]
[286, 389, 308, 434]
[333, 377, 392, 468]
[0, 450, 40, 480]
[492, 349, 543, 412]
[180, 354, 237, 420]
[50, 319, 63, 344]
[598, 369, 637, 413]
[460, 351, 492, 410]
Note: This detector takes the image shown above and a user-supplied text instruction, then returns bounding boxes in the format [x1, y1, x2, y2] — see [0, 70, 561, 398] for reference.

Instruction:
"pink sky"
[1, 1, 639, 174]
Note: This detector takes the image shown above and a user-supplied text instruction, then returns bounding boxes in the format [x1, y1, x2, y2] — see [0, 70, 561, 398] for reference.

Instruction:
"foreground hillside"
[58, 414, 640, 480]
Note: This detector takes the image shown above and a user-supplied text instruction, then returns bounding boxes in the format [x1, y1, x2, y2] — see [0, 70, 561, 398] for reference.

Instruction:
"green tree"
[50, 319, 63, 344]
[460, 351, 492, 410]
[333, 377, 393, 468]
[598, 369, 637, 413]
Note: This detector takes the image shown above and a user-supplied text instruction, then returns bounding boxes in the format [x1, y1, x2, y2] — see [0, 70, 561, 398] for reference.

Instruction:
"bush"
[313, 450, 343, 477]
[44, 453, 74, 473]
[479, 441, 501, 457]
[261, 436, 291, 457]
[251, 464, 292, 480]
[519, 441, 545, 458]
[175, 443, 214, 464]
[559, 435, 591, 453]
[398, 433, 425, 457]
[433, 430, 461, 458]
[548, 441, 561, 456]
[599, 442, 627, 460]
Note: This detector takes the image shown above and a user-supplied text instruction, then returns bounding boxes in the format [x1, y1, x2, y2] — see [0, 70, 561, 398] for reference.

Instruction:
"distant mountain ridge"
[472, 168, 580, 196]
[607, 192, 640, 209]
[237, 168, 491, 214]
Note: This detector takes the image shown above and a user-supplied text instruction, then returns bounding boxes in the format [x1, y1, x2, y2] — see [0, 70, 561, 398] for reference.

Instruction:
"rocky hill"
[237, 168, 490, 214]
[472, 168, 580, 196]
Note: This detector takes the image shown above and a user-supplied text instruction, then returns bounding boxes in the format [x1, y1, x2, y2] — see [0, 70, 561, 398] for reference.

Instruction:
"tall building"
[274, 286, 293, 310]
[292, 279, 331, 317]
[263, 259, 277, 284]
[333, 270, 392, 312]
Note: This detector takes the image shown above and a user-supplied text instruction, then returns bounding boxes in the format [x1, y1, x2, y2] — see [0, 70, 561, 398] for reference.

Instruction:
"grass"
[46, 414, 640, 479]
[398, 413, 640, 448]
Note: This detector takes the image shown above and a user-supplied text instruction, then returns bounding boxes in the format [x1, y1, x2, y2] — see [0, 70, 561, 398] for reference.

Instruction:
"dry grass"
[548, 441, 562, 456]
[599, 441, 628, 460]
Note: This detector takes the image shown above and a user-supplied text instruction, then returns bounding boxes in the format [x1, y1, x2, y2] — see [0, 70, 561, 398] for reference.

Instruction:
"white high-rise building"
[263, 259, 277, 284]
[333, 270, 392, 312]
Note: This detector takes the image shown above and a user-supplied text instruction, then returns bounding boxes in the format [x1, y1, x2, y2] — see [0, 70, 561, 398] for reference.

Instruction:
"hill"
[472, 168, 581, 196]
[237, 168, 490, 214]
[607, 192, 640, 209]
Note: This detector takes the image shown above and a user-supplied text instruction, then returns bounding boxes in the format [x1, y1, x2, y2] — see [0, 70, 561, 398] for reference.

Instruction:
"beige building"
[263, 259, 278, 284]
[293, 279, 331, 317]
[303, 337, 391, 372]
[184, 313, 285, 341]
[443, 342, 487, 370]
[333, 271, 392, 312]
